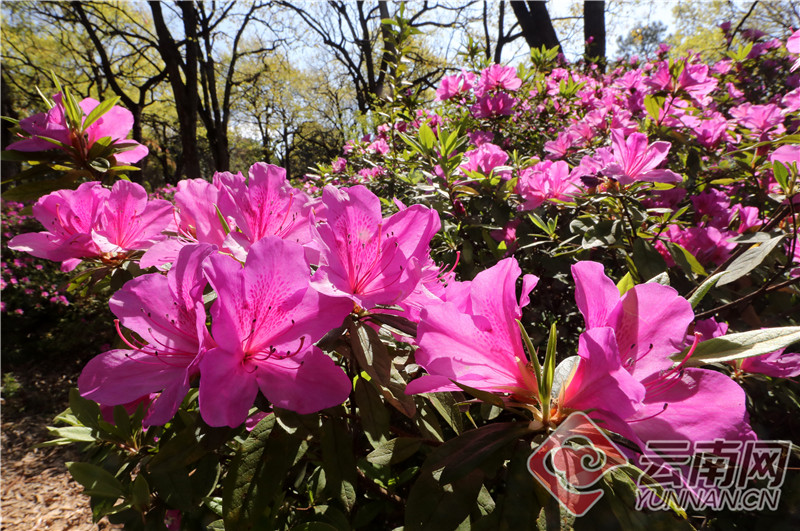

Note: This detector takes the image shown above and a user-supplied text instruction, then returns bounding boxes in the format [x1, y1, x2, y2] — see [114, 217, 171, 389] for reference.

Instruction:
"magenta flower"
[9, 180, 172, 271]
[311, 185, 440, 310]
[516, 160, 581, 210]
[460, 143, 509, 178]
[471, 93, 516, 118]
[8, 94, 148, 164]
[787, 29, 800, 71]
[739, 349, 800, 378]
[8, 182, 109, 271]
[603, 129, 682, 185]
[142, 163, 315, 267]
[474, 65, 522, 97]
[406, 257, 539, 395]
[79, 244, 216, 426]
[216, 163, 315, 261]
[199, 236, 353, 427]
[728, 103, 785, 139]
[567, 261, 755, 446]
[90, 180, 174, 255]
[435, 70, 476, 101]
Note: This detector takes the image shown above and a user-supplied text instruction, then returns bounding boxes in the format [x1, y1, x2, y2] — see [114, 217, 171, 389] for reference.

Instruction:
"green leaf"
[633, 238, 667, 282]
[646, 272, 670, 286]
[366, 312, 417, 337]
[436, 422, 531, 485]
[215, 204, 232, 236]
[418, 123, 436, 151]
[354, 377, 391, 448]
[149, 467, 193, 512]
[366, 437, 422, 467]
[716, 235, 784, 286]
[616, 272, 636, 295]
[82, 96, 121, 131]
[672, 326, 800, 365]
[490, 444, 542, 529]
[223, 413, 298, 528]
[67, 462, 125, 499]
[666, 241, 707, 276]
[62, 86, 84, 130]
[45, 426, 96, 443]
[424, 391, 463, 435]
[69, 388, 102, 430]
[686, 272, 725, 309]
[541, 323, 557, 419]
[643, 95, 664, 121]
[348, 319, 416, 417]
[452, 381, 504, 409]
[130, 474, 150, 511]
[405, 447, 485, 531]
[321, 417, 357, 512]
[89, 157, 111, 173]
[773, 161, 790, 192]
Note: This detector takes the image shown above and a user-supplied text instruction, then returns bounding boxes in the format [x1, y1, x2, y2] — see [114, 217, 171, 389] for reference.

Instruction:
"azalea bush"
[3, 26, 800, 531]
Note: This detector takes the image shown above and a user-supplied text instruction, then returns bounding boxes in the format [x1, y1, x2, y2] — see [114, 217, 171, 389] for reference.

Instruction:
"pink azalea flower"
[788, 29, 800, 71]
[543, 132, 579, 160]
[311, 185, 440, 310]
[471, 93, 516, 118]
[603, 129, 682, 185]
[516, 160, 581, 210]
[728, 103, 785, 139]
[460, 143, 509, 177]
[566, 262, 755, 447]
[9, 180, 172, 271]
[676, 63, 718, 106]
[331, 157, 347, 173]
[217, 163, 315, 261]
[739, 349, 800, 378]
[467, 130, 494, 147]
[474, 64, 522, 97]
[663, 224, 736, 266]
[435, 70, 476, 101]
[199, 237, 352, 427]
[7, 94, 148, 164]
[405, 257, 539, 395]
[8, 182, 108, 270]
[694, 318, 800, 378]
[79, 244, 216, 426]
[90, 180, 174, 255]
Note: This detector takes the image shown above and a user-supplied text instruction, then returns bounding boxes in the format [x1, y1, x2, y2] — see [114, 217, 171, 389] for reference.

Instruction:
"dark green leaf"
[321, 417, 357, 512]
[366, 437, 422, 467]
[354, 377, 391, 448]
[67, 462, 125, 499]
[437, 422, 531, 485]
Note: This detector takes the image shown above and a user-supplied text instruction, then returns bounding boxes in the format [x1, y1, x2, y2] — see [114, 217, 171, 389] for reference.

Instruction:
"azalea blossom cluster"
[9, 160, 796, 443]
[9, 163, 444, 428]
[319, 28, 800, 270]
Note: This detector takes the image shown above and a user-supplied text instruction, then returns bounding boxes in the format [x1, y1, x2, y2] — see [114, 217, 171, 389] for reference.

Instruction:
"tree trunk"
[149, 0, 201, 181]
[1, 74, 20, 181]
[510, 1, 562, 53]
[584, 1, 606, 68]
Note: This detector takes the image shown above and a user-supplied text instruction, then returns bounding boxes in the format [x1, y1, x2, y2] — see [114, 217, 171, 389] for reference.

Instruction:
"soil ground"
[1, 359, 119, 530]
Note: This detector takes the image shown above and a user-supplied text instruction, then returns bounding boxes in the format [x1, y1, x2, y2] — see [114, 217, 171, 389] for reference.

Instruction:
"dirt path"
[1, 413, 119, 530]
[1, 358, 122, 531]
